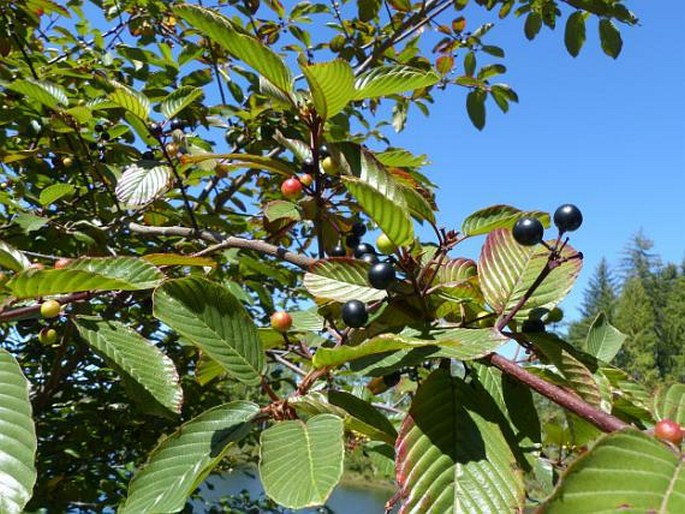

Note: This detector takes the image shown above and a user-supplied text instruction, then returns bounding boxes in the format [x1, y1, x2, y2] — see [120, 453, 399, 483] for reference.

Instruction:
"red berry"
[54, 258, 71, 269]
[655, 419, 683, 446]
[270, 311, 293, 333]
[281, 177, 303, 199]
[299, 173, 314, 187]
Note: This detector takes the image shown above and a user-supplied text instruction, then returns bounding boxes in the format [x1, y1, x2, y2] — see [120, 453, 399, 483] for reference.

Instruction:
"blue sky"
[386, 1, 685, 321]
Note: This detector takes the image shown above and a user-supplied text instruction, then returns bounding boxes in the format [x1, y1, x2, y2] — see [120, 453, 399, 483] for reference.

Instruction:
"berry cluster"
[512, 204, 583, 247]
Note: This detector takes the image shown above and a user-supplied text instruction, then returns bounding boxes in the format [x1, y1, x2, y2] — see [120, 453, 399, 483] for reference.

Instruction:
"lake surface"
[198, 466, 397, 513]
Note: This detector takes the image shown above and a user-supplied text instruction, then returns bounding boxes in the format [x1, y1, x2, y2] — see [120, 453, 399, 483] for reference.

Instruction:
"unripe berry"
[655, 419, 683, 446]
[40, 300, 61, 319]
[270, 311, 293, 333]
[54, 258, 72, 269]
[376, 233, 397, 255]
[62, 157, 73, 168]
[281, 177, 303, 199]
[321, 156, 338, 176]
[165, 143, 179, 156]
[38, 328, 58, 345]
[299, 173, 313, 187]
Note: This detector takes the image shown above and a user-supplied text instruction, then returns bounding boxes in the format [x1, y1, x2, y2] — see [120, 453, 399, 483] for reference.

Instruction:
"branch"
[484, 353, 627, 432]
[127, 222, 315, 269]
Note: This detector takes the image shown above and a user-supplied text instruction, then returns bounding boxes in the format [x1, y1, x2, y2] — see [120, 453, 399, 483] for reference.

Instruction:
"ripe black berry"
[360, 253, 379, 265]
[368, 262, 396, 289]
[346, 235, 361, 248]
[149, 122, 163, 136]
[512, 217, 544, 246]
[553, 204, 583, 233]
[342, 300, 368, 328]
[94, 124, 104, 133]
[329, 244, 346, 257]
[318, 144, 330, 158]
[100, 132, 111, 141]
[382, 372, 401, 388]
[354, 243, 376, 259]
[521, 319, 546, 333]
[170, 119, 185, 131]
[142, 150, 155, 160]
[351, 221, 366, 237]
[303, 156, 315, 173]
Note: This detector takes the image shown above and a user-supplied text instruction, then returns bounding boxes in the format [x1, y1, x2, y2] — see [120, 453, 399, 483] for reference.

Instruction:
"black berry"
[512, 217, 544, 246]
[318, 144, 330, 158]
[368, 262, 396, 289]
[170, 119, 185, 131]
[521, 319, 546, 333]
[142, 150, 155, 160]
[100, 132, 111, 141]
[354, 243, 376, 259]
[329, 244, 346, 257]
[360, 253, 379, 265]
[149, 122, 163, 136]
[94, 124, 104, 133]
[303, 156, 315, 173]
[351, 221, 366, 237]
[553, 204, 583, 233]
[342, 300, 368, 328]
[346, 235, 361, 248]
[382, 372, 401, 388]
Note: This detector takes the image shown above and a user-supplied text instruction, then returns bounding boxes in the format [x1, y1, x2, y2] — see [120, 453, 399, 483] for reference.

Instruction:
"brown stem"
[484, 353, 627, 432]
[127, 222, 315, 269]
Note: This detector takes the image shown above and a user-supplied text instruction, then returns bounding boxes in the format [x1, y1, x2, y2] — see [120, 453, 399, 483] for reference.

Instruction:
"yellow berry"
[40, 300, 61, 319]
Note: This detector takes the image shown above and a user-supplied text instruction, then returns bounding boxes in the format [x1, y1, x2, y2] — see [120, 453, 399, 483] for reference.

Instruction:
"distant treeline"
[568, 232, 685, 385]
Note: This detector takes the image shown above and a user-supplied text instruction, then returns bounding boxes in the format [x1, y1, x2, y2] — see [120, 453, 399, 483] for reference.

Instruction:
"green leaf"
[260, 414, 344, 509]
[528, 333, 604, 409]
[653, 384, 685, 425]
[541, 429, 685, 513]
[174, 4, 292, 94]
[195, 353, 225, 386]
[524, 12, 542, 40]
[395, 369, 525, 512]
[263, 200, 301, 222]
[110, 81, 150, 120]
[153, 277, 264, 385]
[0, 349, 37, 514]
[0, 240, 31, 272]
[564, 11, 587, 57]
[302, 60, 354, 120]
[38, 183, 75, 206]
[180, 152, 296, 176]
[375, 149, 428, 168]
[119, 401, 259, 513]
[342, 177, 414, 247]
[141, 253, 216, 268]
[313, 328, 507, 368]
[290, 309, 325, 332]
[14, 213, 48, 233]
[479, 228, 582, 320]
[462, 204, 550, 237]
[599, 18, 622, 58]
[401, 184, 436, 224]
[358, 0, 382, 21]
[7, 79, 68, 110]
[75, 317, 183, 416]
[291, 391, 397, 444]
[7, 257, 164, 298]
[303, 258, 387, 303]
[160, 86, 203, 119]
[466, 90, 486, 130]
[115, 161, 172, 208]
[353, 66, 439, 100]
[583, 312, 626, 363]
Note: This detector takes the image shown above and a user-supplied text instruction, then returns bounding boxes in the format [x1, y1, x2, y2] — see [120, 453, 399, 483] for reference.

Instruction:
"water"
[198, 466, 396, 513]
